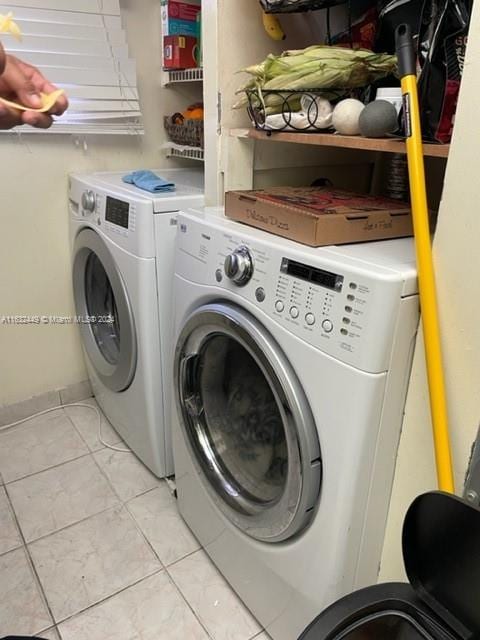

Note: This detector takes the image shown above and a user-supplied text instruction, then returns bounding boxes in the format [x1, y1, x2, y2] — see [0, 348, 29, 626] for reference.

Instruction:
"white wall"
[0, 0, 179, 405]
[380, 0, 480, 579]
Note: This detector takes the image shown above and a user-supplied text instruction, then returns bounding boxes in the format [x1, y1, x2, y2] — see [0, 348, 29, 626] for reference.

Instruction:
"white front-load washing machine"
[171, 209, 420, 639]
[69, 169, 204, 477]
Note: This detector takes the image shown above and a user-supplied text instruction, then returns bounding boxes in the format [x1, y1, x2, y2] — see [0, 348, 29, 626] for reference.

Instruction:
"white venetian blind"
[0, 0, 143, 134]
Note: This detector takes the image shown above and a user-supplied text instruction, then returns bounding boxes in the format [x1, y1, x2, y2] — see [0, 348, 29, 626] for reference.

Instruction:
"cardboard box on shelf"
[163, 35, 198, 69]
[225, 187, 413, 247]
[161, 0, 200, 37]
[167, 0, 200, 20]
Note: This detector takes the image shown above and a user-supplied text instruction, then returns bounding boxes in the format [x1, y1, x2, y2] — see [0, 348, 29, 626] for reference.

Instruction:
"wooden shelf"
[231, 128, 449, 159]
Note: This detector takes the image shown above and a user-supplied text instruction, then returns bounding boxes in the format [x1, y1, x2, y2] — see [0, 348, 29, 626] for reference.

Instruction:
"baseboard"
[0, 380, 93, 427]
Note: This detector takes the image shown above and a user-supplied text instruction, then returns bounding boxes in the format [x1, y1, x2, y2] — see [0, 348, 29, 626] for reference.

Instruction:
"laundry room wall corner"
[380, 0, 480, 581]
[0, 0, 175, 406]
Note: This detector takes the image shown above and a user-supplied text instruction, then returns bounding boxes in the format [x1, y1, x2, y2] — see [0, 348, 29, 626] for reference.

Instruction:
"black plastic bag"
[260, 0, 347, 13]
[418, 0, 472, 143]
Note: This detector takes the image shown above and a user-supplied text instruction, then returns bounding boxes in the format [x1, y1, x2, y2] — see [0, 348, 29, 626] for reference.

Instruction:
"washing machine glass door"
[175, 302, 321, 542]
[72, 228, 137, 392]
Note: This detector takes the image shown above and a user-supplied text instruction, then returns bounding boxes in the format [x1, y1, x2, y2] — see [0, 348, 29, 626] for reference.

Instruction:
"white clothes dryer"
[171, 209, 419, 639]
[69, 169, 204, 477]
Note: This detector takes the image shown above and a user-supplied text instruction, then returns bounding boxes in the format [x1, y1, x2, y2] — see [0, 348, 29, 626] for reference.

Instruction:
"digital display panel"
[281, 259, 344, 292]
[106, 196, 129, 229]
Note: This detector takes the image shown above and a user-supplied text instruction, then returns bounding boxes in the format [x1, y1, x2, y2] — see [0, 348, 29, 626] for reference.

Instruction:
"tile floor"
[0, 398, 270, 640]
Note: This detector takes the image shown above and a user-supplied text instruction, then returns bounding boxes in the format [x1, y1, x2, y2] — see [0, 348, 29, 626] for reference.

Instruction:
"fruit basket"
[164, 117, 204, 147]
[164, 104, 204, 148]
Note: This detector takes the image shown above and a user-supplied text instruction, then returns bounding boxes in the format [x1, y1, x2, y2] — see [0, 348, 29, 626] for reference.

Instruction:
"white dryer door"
[174, 302, 321, 542]
[72, 228, 137, 392]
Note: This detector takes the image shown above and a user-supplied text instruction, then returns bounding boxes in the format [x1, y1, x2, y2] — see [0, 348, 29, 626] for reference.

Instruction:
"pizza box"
[225, 186, 413, 247]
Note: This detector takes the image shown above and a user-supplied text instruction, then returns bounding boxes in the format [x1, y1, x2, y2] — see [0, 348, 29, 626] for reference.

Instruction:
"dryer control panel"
[69, 176, 157, 259]
[176, 212, 418, 374]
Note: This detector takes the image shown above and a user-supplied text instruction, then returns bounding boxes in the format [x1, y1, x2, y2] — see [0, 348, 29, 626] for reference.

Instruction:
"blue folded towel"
[122, 170, 175, 193]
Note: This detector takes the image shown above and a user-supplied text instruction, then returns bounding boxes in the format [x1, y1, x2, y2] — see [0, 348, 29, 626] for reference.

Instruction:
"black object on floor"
[298, 491, 480, 639]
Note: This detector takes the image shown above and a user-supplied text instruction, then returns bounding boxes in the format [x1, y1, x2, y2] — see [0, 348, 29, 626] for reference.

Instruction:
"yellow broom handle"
[396, 24, 455, 493]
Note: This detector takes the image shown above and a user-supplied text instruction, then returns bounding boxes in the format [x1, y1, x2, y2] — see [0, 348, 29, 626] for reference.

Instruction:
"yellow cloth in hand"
[0, 89, 65, 112]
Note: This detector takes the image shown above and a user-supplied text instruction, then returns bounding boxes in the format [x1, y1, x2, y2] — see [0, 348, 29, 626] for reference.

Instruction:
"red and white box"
[167, 1, 200, 21]
[163, 35, 198, 70]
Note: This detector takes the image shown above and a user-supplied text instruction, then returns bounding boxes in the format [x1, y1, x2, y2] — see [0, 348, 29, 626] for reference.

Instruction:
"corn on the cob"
[234, 45, 397, 111]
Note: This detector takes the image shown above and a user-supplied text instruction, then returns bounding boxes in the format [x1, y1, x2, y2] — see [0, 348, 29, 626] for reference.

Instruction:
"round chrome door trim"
[174, 302, 322, 542]
[72, 228, 137, 392]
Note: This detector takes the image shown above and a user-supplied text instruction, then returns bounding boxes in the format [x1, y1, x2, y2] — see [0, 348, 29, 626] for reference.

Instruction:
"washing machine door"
[72, 228, 137, 392]
[175, 302, 321, 542]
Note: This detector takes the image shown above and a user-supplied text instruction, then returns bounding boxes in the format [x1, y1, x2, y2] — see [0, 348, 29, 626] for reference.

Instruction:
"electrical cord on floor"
[0, 402, 131, 453]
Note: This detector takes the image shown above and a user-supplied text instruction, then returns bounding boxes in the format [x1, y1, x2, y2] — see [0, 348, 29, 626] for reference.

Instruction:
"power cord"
[0, 402, 131, 453]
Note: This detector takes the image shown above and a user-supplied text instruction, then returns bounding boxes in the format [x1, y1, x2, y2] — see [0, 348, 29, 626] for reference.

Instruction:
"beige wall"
[380, 1, 480, 579]
[0, 0, 180, 405]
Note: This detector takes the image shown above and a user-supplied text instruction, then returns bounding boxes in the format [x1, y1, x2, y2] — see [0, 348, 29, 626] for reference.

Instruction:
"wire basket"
[260, 0, 347, 12]
[164, 116, 204, 148]
[246, 88, 367, 133]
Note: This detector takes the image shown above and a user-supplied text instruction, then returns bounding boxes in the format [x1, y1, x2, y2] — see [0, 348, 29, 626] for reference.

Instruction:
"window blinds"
[0, 0, 143, 134]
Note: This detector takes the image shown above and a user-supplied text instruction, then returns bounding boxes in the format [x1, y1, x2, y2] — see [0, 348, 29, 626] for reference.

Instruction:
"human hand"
[0, 54, 68, 129]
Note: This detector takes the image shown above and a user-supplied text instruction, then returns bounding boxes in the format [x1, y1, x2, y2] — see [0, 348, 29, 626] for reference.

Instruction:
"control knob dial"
[81, 190, 96, 213]
[224, 246, 254, 286]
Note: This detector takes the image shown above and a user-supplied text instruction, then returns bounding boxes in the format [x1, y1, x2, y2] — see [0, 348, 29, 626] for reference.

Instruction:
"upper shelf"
[231, 128, 449, 159]
[165, 68, 203, 85]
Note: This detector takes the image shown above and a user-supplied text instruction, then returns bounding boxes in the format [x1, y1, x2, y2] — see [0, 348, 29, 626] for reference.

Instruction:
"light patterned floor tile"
[169, 549, 262, 640]
[0, 410, 89, 483]
[127, 484, 200, 566]
[0, 485, 22, 554]
[0, 547, 53, 635]
[58, 571, 209, 640]
[29, 505, 161, 622]
[64, 398, 122, 452]
[39, 627, 60, 640]
[252, 633, 272, 640]
[8, 455, 119, 542]
[94, 448, 159, 502]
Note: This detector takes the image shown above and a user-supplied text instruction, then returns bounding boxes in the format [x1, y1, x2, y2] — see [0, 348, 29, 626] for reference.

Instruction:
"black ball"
[359, 100, 399, 138]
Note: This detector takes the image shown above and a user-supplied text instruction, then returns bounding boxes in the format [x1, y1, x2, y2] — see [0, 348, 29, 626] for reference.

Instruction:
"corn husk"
[234, 45, 397, 112]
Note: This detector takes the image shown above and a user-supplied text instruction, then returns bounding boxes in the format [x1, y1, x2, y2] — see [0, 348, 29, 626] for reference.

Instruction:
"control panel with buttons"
[223, 243, 392, 369]
[270, 257, 396, 369]
[175, 212, 415, 373]
[69, 174, 182, 262]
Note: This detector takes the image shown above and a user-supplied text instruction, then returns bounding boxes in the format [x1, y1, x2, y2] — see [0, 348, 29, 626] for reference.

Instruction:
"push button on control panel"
[322, 319, 333, 333]
[255, 287, 266, 302]
[305, 313, 315, 326]
[275, 300, 284, 313]
[290, 306, 299, 319]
